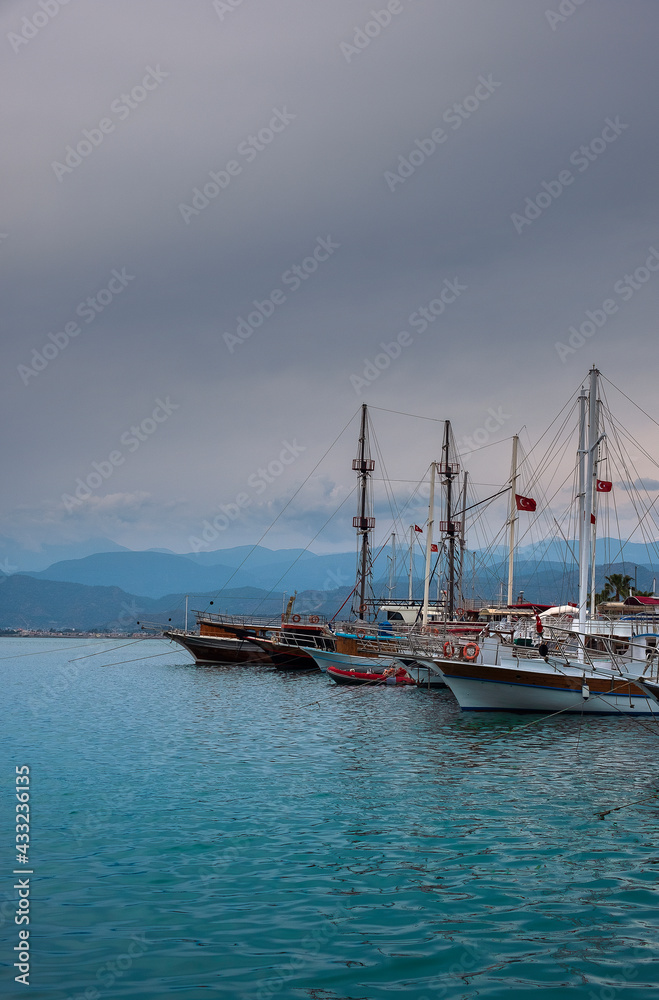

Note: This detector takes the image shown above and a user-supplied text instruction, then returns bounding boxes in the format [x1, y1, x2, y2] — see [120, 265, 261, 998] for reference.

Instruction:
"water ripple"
[3, 638, 659, 999]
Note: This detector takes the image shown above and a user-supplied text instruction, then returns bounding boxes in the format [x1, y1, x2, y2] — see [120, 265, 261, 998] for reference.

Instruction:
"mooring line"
[68, 637, 153, 662]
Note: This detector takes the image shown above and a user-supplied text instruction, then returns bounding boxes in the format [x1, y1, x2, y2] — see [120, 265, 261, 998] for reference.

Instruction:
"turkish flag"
[414, 524, 423, 532]
[515, 494, 537, 512]
[535, 614, 544, 635]
[596, 480, 612, 492]
[431, 544, 438, 553]
[591, 513, 596, 524]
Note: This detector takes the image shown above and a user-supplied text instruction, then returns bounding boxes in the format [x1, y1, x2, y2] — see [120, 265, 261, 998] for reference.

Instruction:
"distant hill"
[0, 575, 293, 632]
[0, 573, 359, 632]
[0, 535, 129, 573]
[189, 546, 316, 568]
[0, 574, 159, 631]
[21, 547, 360, 598]
[23, 551, 257, 599]
[3, 534, 659, 626]
[483, 537, 659, 568]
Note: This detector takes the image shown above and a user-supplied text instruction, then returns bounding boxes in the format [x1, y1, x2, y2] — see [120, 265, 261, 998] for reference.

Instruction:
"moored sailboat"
[436, 367, 659, 714]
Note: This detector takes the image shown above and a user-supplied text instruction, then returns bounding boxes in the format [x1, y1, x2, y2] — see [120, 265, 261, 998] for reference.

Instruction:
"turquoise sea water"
[2, 637, 659, 999]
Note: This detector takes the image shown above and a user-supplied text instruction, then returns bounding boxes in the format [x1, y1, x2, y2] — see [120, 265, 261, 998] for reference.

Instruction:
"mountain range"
[4, 537, 658, 600]
[0, 536, 658, 631]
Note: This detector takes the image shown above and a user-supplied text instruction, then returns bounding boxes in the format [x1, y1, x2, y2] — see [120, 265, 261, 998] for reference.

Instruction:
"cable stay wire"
[197, 408, 362, 613]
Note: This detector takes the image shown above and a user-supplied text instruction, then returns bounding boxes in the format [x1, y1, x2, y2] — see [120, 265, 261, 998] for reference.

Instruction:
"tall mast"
[506, 435, 519, 607]
[421, 462, 437, 627]
[408, 525, 414, 601]
[579, 367, 599, 631]
[457, 470, 468, 608]
[441, 420, 457, 620]
[352, 403, 375, 620]
[577, 383, 589, 644]
[589, 393, 601, 616]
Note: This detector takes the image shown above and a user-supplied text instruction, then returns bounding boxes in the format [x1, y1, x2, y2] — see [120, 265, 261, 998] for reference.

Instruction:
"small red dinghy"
[327, 664, 416, 686]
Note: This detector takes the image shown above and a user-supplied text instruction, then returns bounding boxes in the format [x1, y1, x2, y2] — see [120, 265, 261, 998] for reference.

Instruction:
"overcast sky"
[3, 0, 659, 561]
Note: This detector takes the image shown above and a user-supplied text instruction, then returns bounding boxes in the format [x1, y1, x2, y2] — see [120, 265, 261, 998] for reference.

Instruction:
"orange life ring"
[443, 641, 455, 658]
[356, 630, 366, 639]
[462, 642, 479, 660]
[455, 607, 464, 617]
[432, 628, 439, 635]
[359, 603, 368, 613]
[309, 615, 320, 624]
[291, 614, 301, 623]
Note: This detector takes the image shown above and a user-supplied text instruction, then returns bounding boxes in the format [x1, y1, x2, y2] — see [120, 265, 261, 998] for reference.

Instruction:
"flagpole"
[506, 435, 519, 607]
[421, 463, 436, 628]
[408, 525, 414, 601]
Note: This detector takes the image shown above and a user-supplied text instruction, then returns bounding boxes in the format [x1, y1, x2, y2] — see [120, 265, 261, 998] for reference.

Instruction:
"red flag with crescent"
[596, 480, 612, 492]
[414, 524, 423, 532]
[515, 494, 537, 512]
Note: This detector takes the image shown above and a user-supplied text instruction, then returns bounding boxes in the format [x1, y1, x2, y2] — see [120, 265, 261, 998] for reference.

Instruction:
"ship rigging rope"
[192, 408, 362, 615]
[463, 412, 581, 584]
[523, 398, 579, 495]
[368, 420, 405, 544]
[95, 646, 191, 669]
[601, 373, 659, 432]
[599, 387, 659, 566]
[246, 484, 358, 618]
[68, 637, 153, 661]
[517, 381, 584, 477]
[364, 410, 435, 553]
[595, 788, 659, 820]
[0, 638, 119, 661]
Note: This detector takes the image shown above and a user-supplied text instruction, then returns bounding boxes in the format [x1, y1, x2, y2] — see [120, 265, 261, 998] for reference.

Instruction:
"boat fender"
[462, 642, 479, 661]
[443, 641, 455, 658]
[582, 682, 590, 700]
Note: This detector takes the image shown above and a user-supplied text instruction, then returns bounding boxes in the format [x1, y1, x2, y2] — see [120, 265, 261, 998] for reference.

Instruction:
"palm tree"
[594, 580, 613, 604]
[604, 573, 634, 601]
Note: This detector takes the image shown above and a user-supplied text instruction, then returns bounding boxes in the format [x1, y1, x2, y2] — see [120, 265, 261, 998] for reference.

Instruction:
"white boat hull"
[438, 660, 659, 714]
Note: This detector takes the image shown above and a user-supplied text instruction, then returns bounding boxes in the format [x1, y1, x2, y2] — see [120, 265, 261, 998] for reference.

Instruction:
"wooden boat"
[247, 621, 335, 671]
[164, 616, 273, 665]
[165, 612, 335, 668]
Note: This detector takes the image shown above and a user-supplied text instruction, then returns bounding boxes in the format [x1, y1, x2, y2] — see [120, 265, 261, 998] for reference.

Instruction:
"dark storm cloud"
[2, 0, 659, 555]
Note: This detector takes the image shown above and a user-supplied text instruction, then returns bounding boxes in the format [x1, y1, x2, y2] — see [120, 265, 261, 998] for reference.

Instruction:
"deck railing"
[194, 610, 328, 627]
